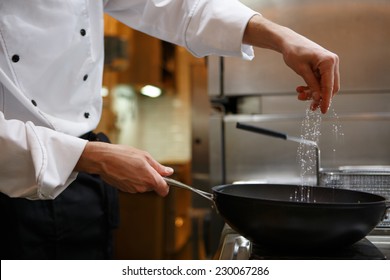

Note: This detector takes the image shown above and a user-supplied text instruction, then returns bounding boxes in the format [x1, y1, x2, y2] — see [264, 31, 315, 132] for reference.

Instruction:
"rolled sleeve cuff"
[28, 124, 88, 200]
[185, 0, 258, 60]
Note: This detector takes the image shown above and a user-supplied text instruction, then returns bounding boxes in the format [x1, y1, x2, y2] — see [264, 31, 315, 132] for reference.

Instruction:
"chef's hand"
[243, 15, 340, 113]
[74, 141, 173, 196]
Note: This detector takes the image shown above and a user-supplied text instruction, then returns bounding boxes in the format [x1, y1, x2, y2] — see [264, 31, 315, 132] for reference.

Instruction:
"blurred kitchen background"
[100, 12, 207, 260]
[99, 0, 390, 260]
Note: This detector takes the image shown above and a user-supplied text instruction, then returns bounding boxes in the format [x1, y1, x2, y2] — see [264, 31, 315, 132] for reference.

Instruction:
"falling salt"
[329, 108, 345, 162]
[293, 106, 345, 202]
[297, 108, 322, 190]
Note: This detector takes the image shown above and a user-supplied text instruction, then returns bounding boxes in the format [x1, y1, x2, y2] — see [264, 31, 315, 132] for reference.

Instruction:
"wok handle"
[236, 122, 287, 140]
[163, 177, 214, 202]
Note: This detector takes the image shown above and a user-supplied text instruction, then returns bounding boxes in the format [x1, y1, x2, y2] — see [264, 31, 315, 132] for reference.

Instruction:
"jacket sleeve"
[104, 0, 258, 60]
[0, 109, 87, 200]
[0, 70, 87, 200]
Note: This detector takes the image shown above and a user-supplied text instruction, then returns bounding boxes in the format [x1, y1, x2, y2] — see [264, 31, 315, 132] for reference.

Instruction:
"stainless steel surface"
[219, 234, 251, 260]
[204, 0, 390, 258]
[216, 225, 251, 260]
[209, 0, 390, 97]
[367, 231, 390, 259]
[216, 225, 390, 260]
[320, 167, 390, 197]
[319, 166, 390, 227]
[236, 123, 321, 185]
[320, 168, 390, 200]
[223, 113, 390, 185]
[207, 0, 390, 187]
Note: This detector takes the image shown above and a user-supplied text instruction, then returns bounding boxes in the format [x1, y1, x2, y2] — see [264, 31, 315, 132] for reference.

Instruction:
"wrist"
[243, 14, 291, 54]
[74, 141, 106, 174]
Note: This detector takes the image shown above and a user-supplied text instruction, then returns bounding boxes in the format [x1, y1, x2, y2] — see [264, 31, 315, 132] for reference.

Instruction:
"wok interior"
[213, 184, 386, 204]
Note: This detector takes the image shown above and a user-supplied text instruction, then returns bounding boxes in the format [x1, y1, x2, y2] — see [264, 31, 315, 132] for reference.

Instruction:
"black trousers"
[0, 133, 119, 260]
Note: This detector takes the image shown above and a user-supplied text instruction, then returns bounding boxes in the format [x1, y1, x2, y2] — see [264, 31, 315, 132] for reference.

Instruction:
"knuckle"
[325, 53, 338, 65]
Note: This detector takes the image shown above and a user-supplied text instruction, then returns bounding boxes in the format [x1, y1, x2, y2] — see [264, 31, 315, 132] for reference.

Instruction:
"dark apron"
[0, 132, 119, 260]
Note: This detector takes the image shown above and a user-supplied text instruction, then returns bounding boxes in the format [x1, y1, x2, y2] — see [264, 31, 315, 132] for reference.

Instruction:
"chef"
[0, 0, 339, 259]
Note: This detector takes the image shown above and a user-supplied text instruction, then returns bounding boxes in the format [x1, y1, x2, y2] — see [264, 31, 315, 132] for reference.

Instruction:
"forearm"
[243, 14, 319, 55]
[243, 14, 285, 52]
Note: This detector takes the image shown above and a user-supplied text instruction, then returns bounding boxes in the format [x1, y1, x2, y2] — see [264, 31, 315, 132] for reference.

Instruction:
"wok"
[235, 122, 390, 229]
[165, 180, 389, 252]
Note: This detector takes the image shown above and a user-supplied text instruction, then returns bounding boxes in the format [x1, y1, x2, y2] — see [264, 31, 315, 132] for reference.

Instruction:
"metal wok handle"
[163, 177, 214, 202]
[236, 123, 287, 140]
[236, 122, 318, 147]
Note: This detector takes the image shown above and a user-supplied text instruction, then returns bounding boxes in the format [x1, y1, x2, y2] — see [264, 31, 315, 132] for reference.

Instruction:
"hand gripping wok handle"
[236, 122, 287, 140]
[163, 177, 214, 202]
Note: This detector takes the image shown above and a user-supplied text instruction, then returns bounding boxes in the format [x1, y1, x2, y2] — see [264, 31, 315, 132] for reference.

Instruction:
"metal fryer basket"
[319, 166, 390, 227]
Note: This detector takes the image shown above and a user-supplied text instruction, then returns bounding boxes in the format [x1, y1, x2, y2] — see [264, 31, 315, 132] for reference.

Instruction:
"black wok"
[165, 178, 389, 251]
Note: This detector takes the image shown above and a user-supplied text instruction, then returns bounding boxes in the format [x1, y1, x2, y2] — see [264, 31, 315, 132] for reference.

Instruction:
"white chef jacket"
[0, 0, 257, 200]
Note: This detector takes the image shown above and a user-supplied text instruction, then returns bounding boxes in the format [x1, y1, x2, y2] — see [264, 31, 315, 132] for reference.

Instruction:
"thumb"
[161, 166, 174, 177]
[147, 156, 174, 177]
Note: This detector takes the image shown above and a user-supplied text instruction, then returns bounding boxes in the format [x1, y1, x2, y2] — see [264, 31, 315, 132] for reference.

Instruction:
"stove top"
[215, 225, 390, 260]
[250, 238, 385, 260]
